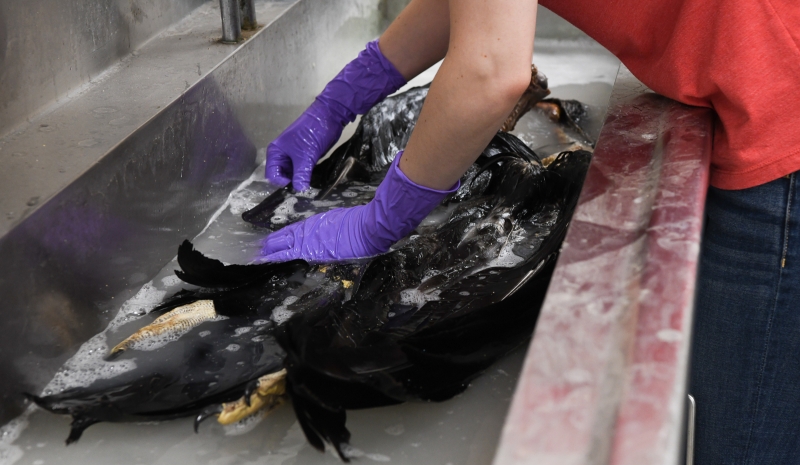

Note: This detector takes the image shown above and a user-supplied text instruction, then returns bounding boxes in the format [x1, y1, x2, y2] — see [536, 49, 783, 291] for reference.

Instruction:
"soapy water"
[271, 295, 300, 324]
[1, 59, 616, 465]
[0, 407, 32, 465]
[399, 288, 442, 308]
[122, 314, 229, 353]
[234, 327, 252, 336]
[222, 409, 270, 437]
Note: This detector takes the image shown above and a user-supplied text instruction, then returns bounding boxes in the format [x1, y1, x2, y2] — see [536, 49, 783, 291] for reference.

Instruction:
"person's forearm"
[378, 0, 450, 81]
[399, 0, 538, 190]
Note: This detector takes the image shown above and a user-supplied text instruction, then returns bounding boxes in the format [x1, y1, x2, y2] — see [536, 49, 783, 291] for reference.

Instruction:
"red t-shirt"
[540, 0, 800, 190]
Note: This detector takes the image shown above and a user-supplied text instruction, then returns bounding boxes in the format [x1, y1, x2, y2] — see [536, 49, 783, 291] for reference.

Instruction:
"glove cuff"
[315, 40, 408, 126]
[392, 153, 461, 196]
[360, 152, 459, 253]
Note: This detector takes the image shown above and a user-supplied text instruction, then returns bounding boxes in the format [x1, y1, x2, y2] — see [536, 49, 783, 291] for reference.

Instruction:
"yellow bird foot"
[110, 300, 219, 356]
[217, 369, 288, 425]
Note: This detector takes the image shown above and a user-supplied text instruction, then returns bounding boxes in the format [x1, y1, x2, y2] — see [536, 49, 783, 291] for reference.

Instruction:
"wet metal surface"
[0, 0, 208, 137]
[0, 0, 299, 235]
[493, 66, 712, 465]
[0, 46, 619, 465]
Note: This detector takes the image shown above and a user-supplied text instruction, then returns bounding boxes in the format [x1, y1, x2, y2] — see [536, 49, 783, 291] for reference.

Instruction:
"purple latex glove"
[262, 152, 459, 262]
[266, 40, 407, 191]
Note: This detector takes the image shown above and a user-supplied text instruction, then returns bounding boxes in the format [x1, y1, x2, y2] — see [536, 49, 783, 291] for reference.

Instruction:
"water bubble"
[76, 139, 97, 147]
[234, 327, 252, 336]
[92, 106, 118, 114]
[109, 116, 131, 126]
[385, 424, 405, 436]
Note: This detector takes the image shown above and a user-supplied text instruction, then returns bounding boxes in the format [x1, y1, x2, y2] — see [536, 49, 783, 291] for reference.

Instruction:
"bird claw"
[242, 378, 260, 407]
[194, 405, 223, 433]
[217, 369, 288, 425]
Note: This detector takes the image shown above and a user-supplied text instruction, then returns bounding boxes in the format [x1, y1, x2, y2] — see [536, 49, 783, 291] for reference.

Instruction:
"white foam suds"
[273, 197, 298, 218]
[293, 188, 321, 199]
[384, 424, 404, 436]
[253, 319, 269, 326]
[228, 187, 264, 215]
[310, 199, 342, 208]
[234, 327, 252, 336]
[485, 242, 525, 269]
[399, 288, 441, 308]
[199, 330, 211, 337]
[43, 332, 137, 395]
[341, 445, 391, 462]
[271, 295, 299, 324]
[420, 269, 442, 283]
[108, 281, 167, 330]
[224, 344, 240, 352]
[0, 406, 34, 465]
[196, 165, 269, 237]
[222, 410, 268, 436]
[160, 275, 181, 287]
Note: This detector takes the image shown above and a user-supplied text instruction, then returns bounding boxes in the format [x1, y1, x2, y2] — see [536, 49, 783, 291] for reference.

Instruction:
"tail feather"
[24, 392, 69, 415]
[149, 288, 201, 314]
[175, 240, 308, 289]
[66, 415, 99, 445]
[288, 382, 351, 461]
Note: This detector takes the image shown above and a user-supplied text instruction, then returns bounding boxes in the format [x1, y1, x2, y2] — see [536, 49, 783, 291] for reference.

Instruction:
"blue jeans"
[691, 173, 800, 464]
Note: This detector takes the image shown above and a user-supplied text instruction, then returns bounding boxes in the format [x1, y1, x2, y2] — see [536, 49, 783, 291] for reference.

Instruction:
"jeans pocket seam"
[781, 174, 794, 268]
[744, 174, 792, 464]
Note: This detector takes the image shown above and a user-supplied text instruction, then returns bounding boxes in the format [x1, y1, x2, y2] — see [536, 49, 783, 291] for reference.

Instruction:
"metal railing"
[219, 0, 258, 43]
[493, 66, 712, 465]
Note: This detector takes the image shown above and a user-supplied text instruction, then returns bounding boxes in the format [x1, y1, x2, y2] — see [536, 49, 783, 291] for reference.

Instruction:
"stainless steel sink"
[1, 2, 693, 464]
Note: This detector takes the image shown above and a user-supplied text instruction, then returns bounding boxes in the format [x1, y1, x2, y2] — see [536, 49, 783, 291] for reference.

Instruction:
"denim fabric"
[691, 173, 800, 464]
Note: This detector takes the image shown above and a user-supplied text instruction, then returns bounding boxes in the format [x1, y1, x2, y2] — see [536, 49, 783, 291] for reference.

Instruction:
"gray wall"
[536, 6, 588, 40]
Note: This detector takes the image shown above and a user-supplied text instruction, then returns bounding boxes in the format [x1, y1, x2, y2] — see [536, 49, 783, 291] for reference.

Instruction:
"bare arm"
[261, 0, 539, 262]
[378, 0, 451, 80]
[385, 0, 538, 190]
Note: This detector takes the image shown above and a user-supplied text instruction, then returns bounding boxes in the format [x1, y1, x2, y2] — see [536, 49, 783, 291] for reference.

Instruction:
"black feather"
[271, 147, 590, 452]
[174, 239, 307, 289]
[66, 415, 99, 445]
